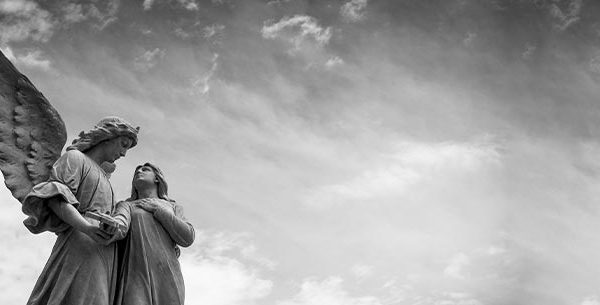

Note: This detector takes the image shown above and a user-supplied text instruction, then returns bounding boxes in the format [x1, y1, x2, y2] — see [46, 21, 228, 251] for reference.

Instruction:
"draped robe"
[21, 149, 118, 305]
[113, 199, 195, 305]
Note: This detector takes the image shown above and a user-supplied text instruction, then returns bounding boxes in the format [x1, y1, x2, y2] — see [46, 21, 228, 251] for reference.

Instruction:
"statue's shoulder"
[60, 149, 85, 162]
[53, 150, 89, 171]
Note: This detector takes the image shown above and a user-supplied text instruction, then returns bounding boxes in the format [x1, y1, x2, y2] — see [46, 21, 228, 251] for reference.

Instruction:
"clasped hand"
[84, 214, 125, 245]
[136, 198, 174, 215]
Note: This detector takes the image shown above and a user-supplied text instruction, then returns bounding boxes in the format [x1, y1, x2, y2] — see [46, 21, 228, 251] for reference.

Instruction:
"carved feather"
[0, 50, 67, 202]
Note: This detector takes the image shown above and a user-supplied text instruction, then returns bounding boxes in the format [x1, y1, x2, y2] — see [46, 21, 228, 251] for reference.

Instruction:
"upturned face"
[133, 165, 157, 185]
[102, 136, 133, 163]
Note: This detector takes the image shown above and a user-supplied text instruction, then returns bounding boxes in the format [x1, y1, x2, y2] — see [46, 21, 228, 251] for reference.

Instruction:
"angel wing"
[0, 50, 67, 203]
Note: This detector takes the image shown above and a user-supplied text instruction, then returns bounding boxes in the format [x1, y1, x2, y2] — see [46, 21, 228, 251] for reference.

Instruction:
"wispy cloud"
[181, 231, 273, 305]
[262, 15, 332, 48]
[0, 0, 54, 43]
[443, 253, 470, 279]
[60, 3, 86, 24]
[351, 264, 373, 280]
[548, 0, 583, 31]
[305, 140, 501, 208]
[143, 0, 155, 10]
[52, 0, 121, 30]
[463, 31, 477, 46]
[0, 188, 53, 304]
[204, 23, 225, 39]
[325, 56, 344, 69]
[142, 0, 198, 11]
[589, 52, 600, 75]
[581, 296, 600, 305]
[0, 47, 52, 71]
[340, 0, 368, 22]
[133, 47, 166, 72]
[177, 0, 199, 11]
[522, 43, 537, 60]
[191, 53, 219, 95]
[278, 277, 382, 305]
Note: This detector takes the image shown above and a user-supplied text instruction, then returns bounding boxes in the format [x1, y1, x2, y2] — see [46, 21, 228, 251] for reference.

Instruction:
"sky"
[1, 0, 600, 304]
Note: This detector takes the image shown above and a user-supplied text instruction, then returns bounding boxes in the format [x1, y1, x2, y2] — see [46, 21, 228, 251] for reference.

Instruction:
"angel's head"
[67, 116, 139, 157]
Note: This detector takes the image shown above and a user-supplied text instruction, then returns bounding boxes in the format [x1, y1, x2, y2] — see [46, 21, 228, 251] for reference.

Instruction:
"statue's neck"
[136, 187, 158, 199]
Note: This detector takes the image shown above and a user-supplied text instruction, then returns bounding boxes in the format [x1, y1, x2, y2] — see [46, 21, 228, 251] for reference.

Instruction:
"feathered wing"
[0, 50, 67, 203]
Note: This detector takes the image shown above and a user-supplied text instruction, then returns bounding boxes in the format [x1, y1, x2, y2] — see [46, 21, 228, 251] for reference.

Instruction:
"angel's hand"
[82, 222, 114, 245]
[103, 227, 127, 244]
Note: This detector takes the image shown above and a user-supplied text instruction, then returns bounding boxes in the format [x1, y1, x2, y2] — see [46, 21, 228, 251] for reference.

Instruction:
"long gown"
[113, 199, 195, 305]
[21, 149, 118, 305]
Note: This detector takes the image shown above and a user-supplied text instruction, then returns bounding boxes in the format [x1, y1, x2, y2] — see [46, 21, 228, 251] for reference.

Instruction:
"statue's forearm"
[48, 198, 91, 233]
[154, 208, 195, 247]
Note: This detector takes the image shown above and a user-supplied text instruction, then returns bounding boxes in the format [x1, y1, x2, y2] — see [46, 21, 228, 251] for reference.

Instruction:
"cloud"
[463, 32, 476, 46]
[340, 0, 368, 22]
[0, 187, 54, 304]
[589, 53, 600, 75]
[430, 293, 484, 305]
[85, 0, 120, 30]
[443, 253, 470, 279]
[142, 0, 198, 11]
[522, 43, 537, 60]
[267, 0, 292, 6]
[305, 140, 501, 208]
[278, 277, 383, 305]
[172, 23, 224, 42]
[182, 256, 273, 305]
[548, 0, 583, 31]
[485, 245, 507, 256]
[60, 3, 86, 23]
[325, 56, 344, 69]
[262, 15, 332, 48]
[177, 0, 199, 11]
[382, 280, 485, 305]
[143, 0, 155, 10]
[54, 1, 120, 30]
[191, 53, 219, 95]
[193, 230, 276, 269]
[204, 23, 225, 39]
[261, 15, 341, 67]
[351, 264, 373, 280]
[0, 47, 51, 71]
[0, 0, 54, 43]
[181, 231, 273, 305]
[581, 296, 600, 305]
[133, 48, 166, 72]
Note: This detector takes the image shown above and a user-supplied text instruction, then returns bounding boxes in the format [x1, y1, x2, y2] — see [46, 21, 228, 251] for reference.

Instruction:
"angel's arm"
[22, 150, 91, 234]
[48, 197, 112, 244]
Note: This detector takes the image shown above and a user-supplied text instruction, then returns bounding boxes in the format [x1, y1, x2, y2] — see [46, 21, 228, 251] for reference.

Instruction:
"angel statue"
[0, 50, 139, 305]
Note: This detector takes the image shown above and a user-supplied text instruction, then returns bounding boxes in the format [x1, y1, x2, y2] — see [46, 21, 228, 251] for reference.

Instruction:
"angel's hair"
[128, 162, 174, 202]
[67, 116, 139, 153]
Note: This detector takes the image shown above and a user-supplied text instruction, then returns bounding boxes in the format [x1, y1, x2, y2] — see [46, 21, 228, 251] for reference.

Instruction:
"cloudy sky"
[2, 0, 600, 304]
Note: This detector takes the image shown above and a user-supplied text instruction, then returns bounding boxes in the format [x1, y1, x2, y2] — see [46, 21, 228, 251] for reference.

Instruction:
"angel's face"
[102, 136, 133, 163]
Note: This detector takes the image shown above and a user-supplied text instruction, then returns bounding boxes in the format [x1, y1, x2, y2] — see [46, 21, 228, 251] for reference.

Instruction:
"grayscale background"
[1, 1, 600, 304]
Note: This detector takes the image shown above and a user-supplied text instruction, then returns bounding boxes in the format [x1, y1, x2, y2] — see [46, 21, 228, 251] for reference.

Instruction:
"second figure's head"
[130, 162, 172, 201]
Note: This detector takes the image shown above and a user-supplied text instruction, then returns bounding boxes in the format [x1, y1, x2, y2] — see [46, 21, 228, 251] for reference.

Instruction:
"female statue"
[113, 163, 195, 305]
